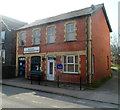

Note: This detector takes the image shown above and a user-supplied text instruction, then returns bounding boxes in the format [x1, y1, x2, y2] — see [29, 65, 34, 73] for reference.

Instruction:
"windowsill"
[46, 42, 56, 45]
[32, 44, 40, 46]
[64, 40, 77, 43]
[63, 72, 80, 75]
[19, 45, 25, 47]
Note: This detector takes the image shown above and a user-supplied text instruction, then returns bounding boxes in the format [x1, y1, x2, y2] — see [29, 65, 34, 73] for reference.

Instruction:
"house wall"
[17, 17, 87, 84]
[16, 9, 111, 84]
[91, 9, 111, 82]
[2, 25, 16, 78]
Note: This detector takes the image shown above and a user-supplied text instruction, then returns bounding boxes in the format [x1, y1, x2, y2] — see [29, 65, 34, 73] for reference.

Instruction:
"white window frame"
[63, 55, 78, 74]
[66, 22, 75, 41]
[47, 26, 55, 43]
[33, 29, 40, 45]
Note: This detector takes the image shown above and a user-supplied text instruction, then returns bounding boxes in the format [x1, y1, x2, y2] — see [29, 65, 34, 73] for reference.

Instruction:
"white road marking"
[32, 100, 42, 104]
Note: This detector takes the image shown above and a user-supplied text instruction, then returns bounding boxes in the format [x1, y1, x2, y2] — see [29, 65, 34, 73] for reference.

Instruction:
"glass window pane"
[64, 64, 66, 71]
[47, 27, 55, 43]
[66, 32, 74, 41]
[66, 23, 75, 41]
[50, 62, 53, 74]
[75, 65, 78, 72]
[31, 56, 41, 71]
[66, 24, 70, 32]
[68, 56, 73, 63]
[68, 64, 74, 72]
[64, 56, 66, 63]
[75, 56, 78, 63]
[20, 32, 26, 46]
[33, 30, 40, 45]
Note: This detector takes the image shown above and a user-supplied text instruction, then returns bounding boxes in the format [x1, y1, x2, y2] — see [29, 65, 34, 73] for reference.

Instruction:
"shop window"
[63, 55, 78, 73]
[20, 32, 26, 46]
[66, 22, 75, 41]
[47, 26, 55, 43]
[31, 56, 41, 71]
[33, 29, 40, 45]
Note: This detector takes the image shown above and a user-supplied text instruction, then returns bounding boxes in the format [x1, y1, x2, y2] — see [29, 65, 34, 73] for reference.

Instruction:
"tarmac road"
[1, 85, 118, 108]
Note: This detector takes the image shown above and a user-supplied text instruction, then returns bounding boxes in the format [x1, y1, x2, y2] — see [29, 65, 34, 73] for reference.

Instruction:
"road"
[0, 85, 118, 108]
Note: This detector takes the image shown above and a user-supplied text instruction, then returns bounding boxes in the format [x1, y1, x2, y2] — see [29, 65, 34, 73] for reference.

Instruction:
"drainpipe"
[86, 16, 92, 85]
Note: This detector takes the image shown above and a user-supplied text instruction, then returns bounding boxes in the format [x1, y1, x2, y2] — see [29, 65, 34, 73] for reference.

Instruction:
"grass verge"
[86, 76, 112, 90]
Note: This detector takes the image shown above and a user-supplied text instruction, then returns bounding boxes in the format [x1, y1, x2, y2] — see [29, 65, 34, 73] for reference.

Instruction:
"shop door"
[18, 57, 25, 77]
[47, 60, 54, 80]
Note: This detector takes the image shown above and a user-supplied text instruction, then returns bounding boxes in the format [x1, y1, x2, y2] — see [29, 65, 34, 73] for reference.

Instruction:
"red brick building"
[16, 4, 112, 84]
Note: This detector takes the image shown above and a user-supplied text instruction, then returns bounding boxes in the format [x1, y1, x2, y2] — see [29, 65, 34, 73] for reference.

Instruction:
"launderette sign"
[24, 47, 40, 54]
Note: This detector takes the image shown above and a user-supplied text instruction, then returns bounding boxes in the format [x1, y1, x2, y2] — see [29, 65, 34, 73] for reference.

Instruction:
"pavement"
[1, 71, 119, 105]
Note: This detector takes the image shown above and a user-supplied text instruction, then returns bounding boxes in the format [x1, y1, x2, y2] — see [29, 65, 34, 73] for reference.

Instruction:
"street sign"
[56, 63, 63, 71]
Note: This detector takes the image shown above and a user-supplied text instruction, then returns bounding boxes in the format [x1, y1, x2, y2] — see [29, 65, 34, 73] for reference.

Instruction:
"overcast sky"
[0, 0, 118, 35]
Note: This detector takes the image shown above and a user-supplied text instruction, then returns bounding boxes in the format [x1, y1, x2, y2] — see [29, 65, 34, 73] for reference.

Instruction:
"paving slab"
[0, 71, 119, 105]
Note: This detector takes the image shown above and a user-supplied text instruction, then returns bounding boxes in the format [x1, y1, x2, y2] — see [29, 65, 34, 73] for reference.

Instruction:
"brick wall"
[91, 9, 111, 82]
[17, 17, 87, 84]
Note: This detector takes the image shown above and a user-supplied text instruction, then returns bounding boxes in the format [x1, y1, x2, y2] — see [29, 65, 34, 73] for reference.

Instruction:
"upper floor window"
[63, 55, 78, 73]
[1, 31, 5, 42]
[47, 26, 55, 43]
[66, 22, 76, 41]
[20, 32, 26, 46]
[33, 29, 40, 45]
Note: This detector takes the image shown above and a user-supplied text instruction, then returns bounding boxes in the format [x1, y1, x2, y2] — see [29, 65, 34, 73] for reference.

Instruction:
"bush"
[89, 76, 112, 89]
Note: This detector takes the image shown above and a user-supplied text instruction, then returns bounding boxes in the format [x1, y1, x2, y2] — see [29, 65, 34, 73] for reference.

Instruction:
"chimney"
[91, 4, 95, 10]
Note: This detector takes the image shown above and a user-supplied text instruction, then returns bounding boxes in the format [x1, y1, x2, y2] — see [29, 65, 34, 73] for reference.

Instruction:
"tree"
[111, 33, 118, 56]
[110, 32, 119, 64]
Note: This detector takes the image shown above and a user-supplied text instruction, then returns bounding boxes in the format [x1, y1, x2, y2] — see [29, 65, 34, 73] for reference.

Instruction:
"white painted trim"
[47, 58, 55, 80]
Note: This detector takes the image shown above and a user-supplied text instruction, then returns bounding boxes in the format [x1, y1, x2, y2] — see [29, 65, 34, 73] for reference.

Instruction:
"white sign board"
[24, 47, 40, 54]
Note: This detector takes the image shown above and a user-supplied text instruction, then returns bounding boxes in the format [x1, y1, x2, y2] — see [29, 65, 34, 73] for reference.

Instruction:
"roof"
[0, 15, 27, 31]
[17, 3, 112, 32]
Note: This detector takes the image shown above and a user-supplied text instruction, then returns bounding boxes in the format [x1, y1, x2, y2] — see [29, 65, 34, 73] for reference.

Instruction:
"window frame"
[19, 31, 26, 46]
[47, 25, 56, 44]
[33, 29, 40, 45]
[63, 55, 78, 74]
[65, 21, 76, 41]
[31, 56, 41, 71]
